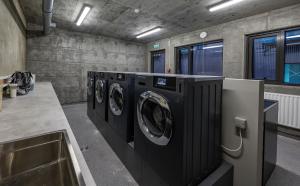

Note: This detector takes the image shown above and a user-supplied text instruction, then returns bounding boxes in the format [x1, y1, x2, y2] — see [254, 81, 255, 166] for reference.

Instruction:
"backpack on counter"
[11, 71, 34, 96]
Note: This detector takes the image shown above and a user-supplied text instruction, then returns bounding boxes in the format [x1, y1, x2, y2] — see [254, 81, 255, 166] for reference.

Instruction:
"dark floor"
[63, 103, 138, 186]
[63, 103, 300, 186]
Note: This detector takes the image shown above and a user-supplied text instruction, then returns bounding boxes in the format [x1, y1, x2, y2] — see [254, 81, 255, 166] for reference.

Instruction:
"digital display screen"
[153, 76, 176, 91]
[157, 78, 167, 86]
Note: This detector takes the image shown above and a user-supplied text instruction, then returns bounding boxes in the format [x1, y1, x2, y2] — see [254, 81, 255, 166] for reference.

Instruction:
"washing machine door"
[95, 79, 105, 104]
[109, 83, 124, 116]
[87, 77, 94, 96]
[137, 91, 173, 146]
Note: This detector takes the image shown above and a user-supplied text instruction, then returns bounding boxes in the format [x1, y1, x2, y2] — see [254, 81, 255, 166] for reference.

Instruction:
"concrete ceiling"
[20, 0, 300, 43]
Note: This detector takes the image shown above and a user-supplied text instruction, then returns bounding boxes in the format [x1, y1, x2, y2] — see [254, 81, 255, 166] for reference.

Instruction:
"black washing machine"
[87, 71, 95, 121]
[108, 72, 135, 143]
[94, 72, 109, 126]
[134, 73, 223, 186]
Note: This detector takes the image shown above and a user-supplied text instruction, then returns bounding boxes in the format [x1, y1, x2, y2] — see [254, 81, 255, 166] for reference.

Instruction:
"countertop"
[0, 82, 96, 186]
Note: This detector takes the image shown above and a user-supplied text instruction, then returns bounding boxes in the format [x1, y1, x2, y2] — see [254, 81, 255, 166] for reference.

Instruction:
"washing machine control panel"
[153, 76, 176, 91]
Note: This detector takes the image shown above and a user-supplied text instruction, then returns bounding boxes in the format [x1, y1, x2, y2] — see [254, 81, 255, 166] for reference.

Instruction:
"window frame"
[246, 26, 300, 86]
[151, 49, 166, 73]
[175, 39, 224, 75]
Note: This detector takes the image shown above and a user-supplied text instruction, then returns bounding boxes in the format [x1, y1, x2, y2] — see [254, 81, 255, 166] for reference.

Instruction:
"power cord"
[221, 129, 243, 152]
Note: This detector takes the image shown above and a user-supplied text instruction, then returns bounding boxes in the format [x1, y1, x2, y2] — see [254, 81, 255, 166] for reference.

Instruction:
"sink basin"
[0, 130, 85, 186]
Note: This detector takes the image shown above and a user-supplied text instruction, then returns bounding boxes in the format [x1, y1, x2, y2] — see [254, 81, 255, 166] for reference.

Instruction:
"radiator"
[264, 92, 300, 129]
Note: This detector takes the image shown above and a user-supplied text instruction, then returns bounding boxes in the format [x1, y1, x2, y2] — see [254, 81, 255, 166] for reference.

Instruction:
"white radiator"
[264, 92, 300, 129]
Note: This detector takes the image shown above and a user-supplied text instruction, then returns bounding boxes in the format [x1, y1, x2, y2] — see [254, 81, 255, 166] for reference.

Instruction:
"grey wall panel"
[222, 79, 265, 186]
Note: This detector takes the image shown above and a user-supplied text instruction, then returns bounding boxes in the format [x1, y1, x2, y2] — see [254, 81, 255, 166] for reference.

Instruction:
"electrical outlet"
[234, 117, 247, 130]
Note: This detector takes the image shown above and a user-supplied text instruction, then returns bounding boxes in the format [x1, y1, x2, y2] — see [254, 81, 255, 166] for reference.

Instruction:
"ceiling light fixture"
[136, 27, 162, 39]
[76, 5, 91, 26]
[209, 0, 245, 12]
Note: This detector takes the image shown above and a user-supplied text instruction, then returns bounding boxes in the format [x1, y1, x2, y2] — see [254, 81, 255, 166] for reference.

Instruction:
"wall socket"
[234, 117, 247, 130]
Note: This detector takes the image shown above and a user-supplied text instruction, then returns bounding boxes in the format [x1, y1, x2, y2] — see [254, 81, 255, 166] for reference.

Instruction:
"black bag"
[11, 72, 34, 95]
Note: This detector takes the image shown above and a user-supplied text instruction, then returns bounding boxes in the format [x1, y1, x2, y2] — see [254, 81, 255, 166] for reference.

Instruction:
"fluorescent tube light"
[286, 35, 300, 39]
[136, 27, 162, 39]
[76, 6, 91, 26]
[203, 45, 223, 50]
[209, 0, 245, 12]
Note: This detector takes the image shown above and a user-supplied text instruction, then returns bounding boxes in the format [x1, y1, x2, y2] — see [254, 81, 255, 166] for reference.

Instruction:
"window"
[247, 27, 300, 85]
[151, 50, 165, 73]
[284, 30, 300, 84]
[192, 42, 223, 76]
[252, 36, 277, 80]
[178, 48, 190, 74]
[176, 41, 223, 76]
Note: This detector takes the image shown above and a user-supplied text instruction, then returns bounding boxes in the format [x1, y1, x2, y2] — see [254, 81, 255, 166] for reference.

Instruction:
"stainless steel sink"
[0, 130, 85, 186]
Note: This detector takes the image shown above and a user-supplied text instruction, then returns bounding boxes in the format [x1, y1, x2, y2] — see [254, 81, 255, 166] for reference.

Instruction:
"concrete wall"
[0, 0, 26, 76]
[12, 0, 27, 27]
[26, 28, 146, 104]
[146, 4, 300, 95]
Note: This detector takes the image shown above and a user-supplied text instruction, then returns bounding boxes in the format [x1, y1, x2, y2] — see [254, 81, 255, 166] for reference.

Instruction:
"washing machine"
[134, 73, 223, 186]
[94, 72, 109, 126]
[87, 71, 95, 120]
[108, 72, 135, 143]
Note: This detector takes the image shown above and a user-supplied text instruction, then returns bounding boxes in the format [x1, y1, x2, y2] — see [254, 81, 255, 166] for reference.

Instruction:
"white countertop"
[0, 82, 96, 186]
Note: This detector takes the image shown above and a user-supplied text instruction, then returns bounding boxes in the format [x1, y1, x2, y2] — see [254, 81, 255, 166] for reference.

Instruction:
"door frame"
[175, 46, 193, 74]
[151, 49, 166, 73]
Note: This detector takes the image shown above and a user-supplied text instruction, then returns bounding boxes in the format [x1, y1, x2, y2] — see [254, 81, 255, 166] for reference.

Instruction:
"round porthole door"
[137, 91, 173, 146]
[109, 83, 124, 116]
[95, 80, 105, 104]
